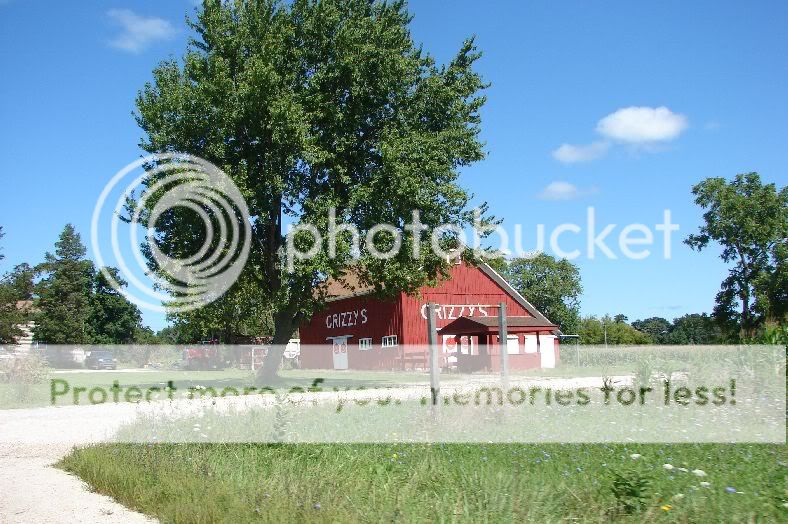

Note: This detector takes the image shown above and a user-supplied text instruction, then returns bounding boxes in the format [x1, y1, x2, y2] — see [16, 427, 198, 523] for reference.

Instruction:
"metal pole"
[426, 302, 440, 406]
[498, 302, 509, 389]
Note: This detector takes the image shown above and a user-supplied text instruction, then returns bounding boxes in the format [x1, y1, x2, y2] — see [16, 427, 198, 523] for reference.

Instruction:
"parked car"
[84, 350, 117, 370]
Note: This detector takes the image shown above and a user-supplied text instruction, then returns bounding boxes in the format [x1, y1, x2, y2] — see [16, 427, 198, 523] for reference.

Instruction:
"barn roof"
[476, 263, 554, 326]
[320, 268, 375, 300]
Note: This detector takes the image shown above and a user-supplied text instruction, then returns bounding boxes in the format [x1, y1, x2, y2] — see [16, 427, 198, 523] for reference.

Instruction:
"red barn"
[299, 262, 560, 372]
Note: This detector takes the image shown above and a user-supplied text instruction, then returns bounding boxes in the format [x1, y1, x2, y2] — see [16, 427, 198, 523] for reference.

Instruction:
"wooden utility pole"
[498, 302, 509, 389]
[426, 302, 440, 406]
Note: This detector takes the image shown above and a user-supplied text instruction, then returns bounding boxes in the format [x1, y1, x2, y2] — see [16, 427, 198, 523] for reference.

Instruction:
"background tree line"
[492, 172, 785, 346]
[0, 224, 156, 345]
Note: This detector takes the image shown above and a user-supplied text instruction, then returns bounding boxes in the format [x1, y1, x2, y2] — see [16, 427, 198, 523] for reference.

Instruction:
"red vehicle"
[181, 341, 225, 370]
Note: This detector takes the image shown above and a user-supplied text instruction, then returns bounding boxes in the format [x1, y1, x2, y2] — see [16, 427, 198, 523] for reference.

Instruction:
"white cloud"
[552, 141, 610, 164]
[537, 181, 596, 201]
[596, 106, 688, 143]
[107, 9, 176, 53]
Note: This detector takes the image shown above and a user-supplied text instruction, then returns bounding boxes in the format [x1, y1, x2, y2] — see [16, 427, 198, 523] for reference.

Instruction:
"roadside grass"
[59, 443, 787, 523]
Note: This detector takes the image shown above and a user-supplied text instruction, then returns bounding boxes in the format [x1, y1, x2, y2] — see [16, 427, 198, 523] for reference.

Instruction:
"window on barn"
[359, 338, 372, 350]
[382, 335, 398, 348]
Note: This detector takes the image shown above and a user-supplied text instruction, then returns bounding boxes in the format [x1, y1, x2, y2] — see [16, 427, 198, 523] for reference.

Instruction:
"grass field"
[60, 443, 787, 523]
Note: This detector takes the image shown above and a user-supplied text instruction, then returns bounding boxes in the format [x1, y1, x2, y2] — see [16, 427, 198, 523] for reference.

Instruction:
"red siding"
[300, 294, 403, 369]
[299, 263, 559, 370]
[401, 263, 532, 346]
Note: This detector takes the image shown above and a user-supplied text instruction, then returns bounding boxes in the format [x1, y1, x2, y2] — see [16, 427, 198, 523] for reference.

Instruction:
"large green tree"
[34, 224, 95, 344]
[135, 0, 489, 380]
[685, 173, 787, 338]
[503, 254, 582, 334]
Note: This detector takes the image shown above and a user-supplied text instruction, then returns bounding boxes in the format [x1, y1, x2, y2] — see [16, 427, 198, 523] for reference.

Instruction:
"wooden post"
[498, 302, 509, 389]
[426, 302, 440, 406]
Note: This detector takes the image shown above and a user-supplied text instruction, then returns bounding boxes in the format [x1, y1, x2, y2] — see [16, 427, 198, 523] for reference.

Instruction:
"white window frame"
[358, 338, 373, 351]
[382, 335, 398, 348]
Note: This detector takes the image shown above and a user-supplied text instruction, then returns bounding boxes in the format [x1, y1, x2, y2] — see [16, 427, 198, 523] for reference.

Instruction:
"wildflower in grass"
[700, 481, 711, 488]
[692, 469, 707, 477]
[630, 453, 642, 460]
[663, 464, 674, 470]
[677, 467, 688, 472]
[661, 504, 672, 511]
[725, 487, 736, 493]
[672, 494, 685, 501]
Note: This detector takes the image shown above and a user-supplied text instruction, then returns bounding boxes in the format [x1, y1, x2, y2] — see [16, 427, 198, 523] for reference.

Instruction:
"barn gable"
[399, 261, 556, 345]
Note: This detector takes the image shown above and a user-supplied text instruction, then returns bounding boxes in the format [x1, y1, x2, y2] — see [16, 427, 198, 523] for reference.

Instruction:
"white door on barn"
[506, 335, 520, 354]
[328, 336, 350, 370]
[523, 335, 538, 353]
[539, 335, 556, 368]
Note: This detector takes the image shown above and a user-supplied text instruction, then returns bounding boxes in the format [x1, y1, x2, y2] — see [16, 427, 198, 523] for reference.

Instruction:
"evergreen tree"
[34, 224, 95, 344]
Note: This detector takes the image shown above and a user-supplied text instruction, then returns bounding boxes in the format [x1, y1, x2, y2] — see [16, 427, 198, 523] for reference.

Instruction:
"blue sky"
[1, 0, 786, 331]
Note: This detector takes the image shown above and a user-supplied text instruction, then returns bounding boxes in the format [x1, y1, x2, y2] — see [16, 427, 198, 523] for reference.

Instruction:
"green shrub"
[609, 469, 651, 515]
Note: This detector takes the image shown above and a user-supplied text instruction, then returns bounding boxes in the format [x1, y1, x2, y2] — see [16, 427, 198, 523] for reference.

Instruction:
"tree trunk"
[256, 310, 297, 384]
[740, 286, 751, 340]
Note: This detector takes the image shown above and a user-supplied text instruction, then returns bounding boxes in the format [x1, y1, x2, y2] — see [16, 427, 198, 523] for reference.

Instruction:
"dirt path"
[0, 401, 157, 523]
[0, 444, 155, 523]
